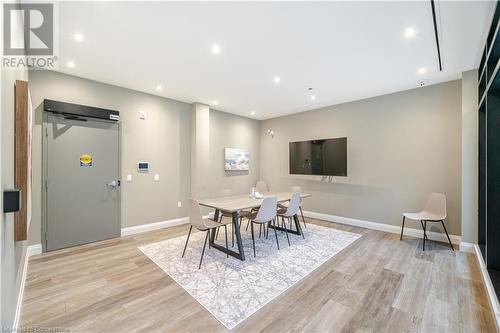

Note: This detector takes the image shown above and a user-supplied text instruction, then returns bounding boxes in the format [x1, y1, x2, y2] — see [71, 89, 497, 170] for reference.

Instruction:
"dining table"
[197, 191, 312, 261]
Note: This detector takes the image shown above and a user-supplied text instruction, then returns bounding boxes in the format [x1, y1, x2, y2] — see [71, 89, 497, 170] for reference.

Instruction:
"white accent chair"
[279, 186, 307, 229]
[400, 193, 453, 251]
[277, 192, 304, 245]
[247, 196, 279, 257]
[256, 180, 269, 193]
[182, 198, 228, 269]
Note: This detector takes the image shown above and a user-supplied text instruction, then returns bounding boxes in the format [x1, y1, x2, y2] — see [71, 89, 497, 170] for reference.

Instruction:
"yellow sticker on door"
[80, 154, 93, 167]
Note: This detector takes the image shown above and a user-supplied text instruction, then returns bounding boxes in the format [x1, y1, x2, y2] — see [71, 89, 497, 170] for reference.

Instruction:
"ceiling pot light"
[310, 95, 316, 101]
[404, 26, 416, 39]
[417, 67, 427, 75]
[250, 111, 256, 116]
[74, 32, 84, 42]
[274, 76, 281, 84]
[66, 60, 75, 68]
[156, 84, 162, 91]
[211, 44, 220, 55]
[212, 100, 218, 106]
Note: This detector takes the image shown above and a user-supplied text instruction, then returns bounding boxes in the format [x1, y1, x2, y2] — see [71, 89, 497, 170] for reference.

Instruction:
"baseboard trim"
[121, 217, 190, 236]
[13, 245, 30, 329]
[459, 241, 476, 253]
[474, 244, 500, 331]
[302, 210, 461, 245]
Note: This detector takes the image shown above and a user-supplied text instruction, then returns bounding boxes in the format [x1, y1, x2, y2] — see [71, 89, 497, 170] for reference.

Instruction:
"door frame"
[41, 111, 121, 252]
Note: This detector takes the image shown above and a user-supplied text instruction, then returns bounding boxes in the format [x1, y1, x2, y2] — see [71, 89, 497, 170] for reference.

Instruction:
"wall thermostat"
[137, 162, 149, 172]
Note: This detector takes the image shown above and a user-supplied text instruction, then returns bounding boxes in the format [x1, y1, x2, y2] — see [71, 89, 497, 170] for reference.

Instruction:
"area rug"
[139, 223, 361, 330]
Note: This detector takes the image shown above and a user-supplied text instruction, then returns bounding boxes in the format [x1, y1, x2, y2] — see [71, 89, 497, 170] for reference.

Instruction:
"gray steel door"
[45, 114, 120, 251]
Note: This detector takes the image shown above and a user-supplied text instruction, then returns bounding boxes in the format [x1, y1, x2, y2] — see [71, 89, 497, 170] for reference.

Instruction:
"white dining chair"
[182, 198, 228, 269]
[400, 193, 453, 251]
[279, 186, 307, 229]
[256, 180, 269, 193]
[247, 196, 279, 257]
[277, 192, 303, 245]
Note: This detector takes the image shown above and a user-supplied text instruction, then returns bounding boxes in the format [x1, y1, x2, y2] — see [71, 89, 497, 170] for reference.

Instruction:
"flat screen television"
[289, 137, 347, 176]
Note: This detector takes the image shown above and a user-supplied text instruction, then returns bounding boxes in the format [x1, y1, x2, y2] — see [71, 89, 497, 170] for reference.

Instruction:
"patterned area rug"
[139, 223, 361, 330]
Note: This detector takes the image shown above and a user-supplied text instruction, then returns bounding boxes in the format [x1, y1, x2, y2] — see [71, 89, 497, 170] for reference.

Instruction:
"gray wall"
[28, 70, 261, 245]
[461, 70, 478, 243]
[260, 80, 462, 235]
[209, 109, 260, 197]
[29, 70, 192, 244]
[0, 5, 30, 328]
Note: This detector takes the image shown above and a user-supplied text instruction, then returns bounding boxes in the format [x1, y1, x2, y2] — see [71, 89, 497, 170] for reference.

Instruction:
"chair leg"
[273, 218, 280, 250]
[299, 206, 307, 229]
[246, 219, 250, 231]
[400, 216, 405, 240]
[251, 221, 256, 257]
[422, 221, 427, 251]
[284, 218, 290, 246]
[419, 220, 429, 241]
[259, 224, 262, 238]
[182, 225, 193, 258]
[215, 226, 220, 240]
[440, 220, 454, 251]
[199, 231, 209, 269]
[224, 225, 229, 258]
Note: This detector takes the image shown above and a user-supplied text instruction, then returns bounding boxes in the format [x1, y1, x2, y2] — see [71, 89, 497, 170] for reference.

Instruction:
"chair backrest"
[221, 189, 233, 197]
[254, 196, 277, 223]
[284, 192, 301, 216]
[187, 198, 208, 229]
[256, 180, 269, 193]
[423, 193, 447, 219]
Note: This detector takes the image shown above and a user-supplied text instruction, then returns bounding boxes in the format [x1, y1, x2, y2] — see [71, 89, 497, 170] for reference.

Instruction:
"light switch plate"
[154, 174, 160, 181]
[177, 201, 182, 208]
[139, 111, 146, 120]
[126, 174, 132, 182]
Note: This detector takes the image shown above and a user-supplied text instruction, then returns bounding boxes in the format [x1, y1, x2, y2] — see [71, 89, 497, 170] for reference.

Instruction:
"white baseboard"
[302, 210, 461, 245]
[474, 244, 500, 331]
[13, 244, 31, 329]
[121, 216, 190, 236]
[459, 241, 476, 253]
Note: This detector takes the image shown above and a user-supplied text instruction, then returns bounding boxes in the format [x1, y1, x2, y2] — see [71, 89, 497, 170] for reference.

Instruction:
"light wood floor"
[21, 219, 497, 332]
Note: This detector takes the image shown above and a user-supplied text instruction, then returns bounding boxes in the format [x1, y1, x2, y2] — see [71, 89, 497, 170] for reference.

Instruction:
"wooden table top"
[197, 192, 311, 212]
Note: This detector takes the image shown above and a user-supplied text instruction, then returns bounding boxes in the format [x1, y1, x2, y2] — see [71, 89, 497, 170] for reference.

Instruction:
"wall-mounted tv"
[289, 137, 347, 176]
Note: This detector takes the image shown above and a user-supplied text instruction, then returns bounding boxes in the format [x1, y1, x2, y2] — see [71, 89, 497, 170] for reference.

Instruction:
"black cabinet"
[479, 0, 500, 295]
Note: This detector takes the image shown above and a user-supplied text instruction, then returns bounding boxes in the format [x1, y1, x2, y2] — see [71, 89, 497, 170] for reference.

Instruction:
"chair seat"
[277, 207, 288, 215]
[240, 210, 257, 220]
[197, 218, 222, 230]
[403, 212, 445, 221]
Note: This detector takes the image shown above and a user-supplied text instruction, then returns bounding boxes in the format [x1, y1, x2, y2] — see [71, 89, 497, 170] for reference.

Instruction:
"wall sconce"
[267, 129, 274, 138]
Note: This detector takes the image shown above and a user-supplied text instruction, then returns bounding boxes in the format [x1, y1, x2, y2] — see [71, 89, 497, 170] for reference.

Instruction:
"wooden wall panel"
[14, 80, 29, 241]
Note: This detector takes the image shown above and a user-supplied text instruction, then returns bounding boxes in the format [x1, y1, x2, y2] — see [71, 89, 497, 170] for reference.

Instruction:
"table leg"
[209, 209, 245, 261]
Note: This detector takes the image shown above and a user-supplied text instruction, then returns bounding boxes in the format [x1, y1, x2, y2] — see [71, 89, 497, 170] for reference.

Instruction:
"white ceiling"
[56, 1, 494, 120]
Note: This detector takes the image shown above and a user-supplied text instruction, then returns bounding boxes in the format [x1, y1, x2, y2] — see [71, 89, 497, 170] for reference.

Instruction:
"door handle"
[106, 180, 119, 188]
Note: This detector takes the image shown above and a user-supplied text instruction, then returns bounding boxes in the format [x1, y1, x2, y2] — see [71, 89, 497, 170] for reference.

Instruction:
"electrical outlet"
[126, 174, 132, 182]
[177, 201, 182, 208]
[139, 111, 146, 120]
[154, 174, 160, 181]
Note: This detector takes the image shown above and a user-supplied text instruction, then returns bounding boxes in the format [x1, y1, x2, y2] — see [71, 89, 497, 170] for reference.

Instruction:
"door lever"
[106, 180, 118, 188]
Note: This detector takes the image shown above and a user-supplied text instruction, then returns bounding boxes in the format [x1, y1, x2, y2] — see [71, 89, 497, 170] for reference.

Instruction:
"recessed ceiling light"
[404, 26, 416, 39]
[212, 100, 218, 106]
[310, 95, 316, 101]
[66, 60, 75, 68]
[274, 76, 281, 84]
[156, 84, 162, 91]
[250, 111, 256, 115]
[211, 44, 220, 55]
[417, 67, 427, 75]
[74, 32, 84, 42]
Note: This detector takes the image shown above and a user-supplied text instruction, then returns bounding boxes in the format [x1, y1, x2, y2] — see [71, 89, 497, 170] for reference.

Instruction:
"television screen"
[289, 137, 347, 176]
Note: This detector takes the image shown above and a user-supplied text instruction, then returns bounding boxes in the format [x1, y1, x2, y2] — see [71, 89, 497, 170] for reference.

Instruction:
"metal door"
[44, 113, 120, 251]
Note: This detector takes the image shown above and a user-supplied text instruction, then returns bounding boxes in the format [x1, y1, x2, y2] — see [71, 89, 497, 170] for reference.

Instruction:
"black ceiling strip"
[430, 0, 443, 71]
